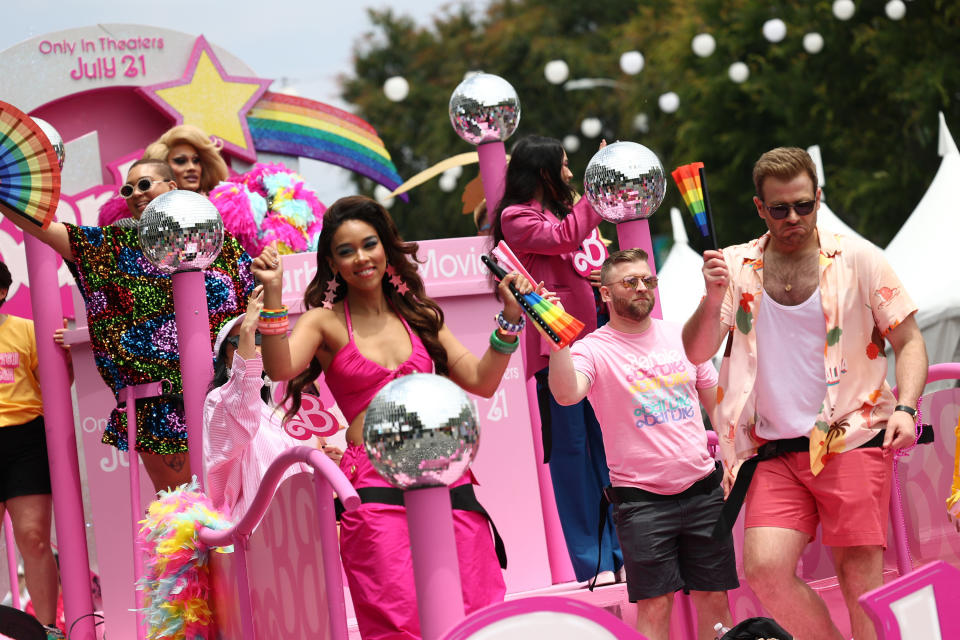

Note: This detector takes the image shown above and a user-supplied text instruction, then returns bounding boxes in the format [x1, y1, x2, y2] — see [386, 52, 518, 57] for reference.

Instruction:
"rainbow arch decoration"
[247, 92, 408, 201]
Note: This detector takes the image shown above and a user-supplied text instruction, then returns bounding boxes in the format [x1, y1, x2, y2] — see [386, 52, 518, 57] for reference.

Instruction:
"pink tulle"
[97, 194, 132, 226]
[210, 183, 260, 254]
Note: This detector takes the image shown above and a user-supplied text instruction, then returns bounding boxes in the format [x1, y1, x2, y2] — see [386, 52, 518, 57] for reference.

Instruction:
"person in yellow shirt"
[0, 260, 64, 639]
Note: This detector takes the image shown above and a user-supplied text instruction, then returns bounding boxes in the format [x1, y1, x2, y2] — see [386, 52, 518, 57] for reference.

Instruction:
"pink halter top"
[324, 298, 434, 424]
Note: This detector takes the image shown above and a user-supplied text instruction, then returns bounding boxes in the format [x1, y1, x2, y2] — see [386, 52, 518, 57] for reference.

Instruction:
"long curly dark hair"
[490, 135, 573, 250]
[283, 196, 447, 421]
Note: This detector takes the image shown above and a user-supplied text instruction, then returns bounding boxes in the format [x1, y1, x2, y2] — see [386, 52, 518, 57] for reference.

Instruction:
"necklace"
[785, 284, 792, 292]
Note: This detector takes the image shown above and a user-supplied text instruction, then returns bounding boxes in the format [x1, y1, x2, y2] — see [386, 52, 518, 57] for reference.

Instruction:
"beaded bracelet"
[489, 329, 519, 355]
[495, 311, 526, 336]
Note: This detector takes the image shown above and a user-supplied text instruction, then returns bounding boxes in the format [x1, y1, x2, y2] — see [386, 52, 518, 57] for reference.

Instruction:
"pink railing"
[196, 446, 360, 640]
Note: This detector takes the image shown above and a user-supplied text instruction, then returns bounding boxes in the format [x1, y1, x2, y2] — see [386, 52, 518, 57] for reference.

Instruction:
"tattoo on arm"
[162, 453, 187, 472]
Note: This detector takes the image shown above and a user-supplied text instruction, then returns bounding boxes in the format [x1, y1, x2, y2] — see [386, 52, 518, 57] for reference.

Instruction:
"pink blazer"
[500, 197, 603, 376]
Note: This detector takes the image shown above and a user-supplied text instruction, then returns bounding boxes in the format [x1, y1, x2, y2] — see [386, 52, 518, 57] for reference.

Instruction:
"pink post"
[23, 235, 96, 639]
[477, 141, 507, 214]
[616, 219, 663, 320]
[171, 270, 213, 488]
[405, 486, 465, 640]
[3, 512, 20, 610]
[314, 473, 350, 640]
[525, 374, 576, 584]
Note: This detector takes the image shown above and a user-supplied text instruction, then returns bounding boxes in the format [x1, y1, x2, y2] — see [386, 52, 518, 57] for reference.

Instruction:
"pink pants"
[339, 444, 506, 639]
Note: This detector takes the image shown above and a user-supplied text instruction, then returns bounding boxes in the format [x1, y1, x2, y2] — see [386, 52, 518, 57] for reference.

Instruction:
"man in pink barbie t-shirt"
[549, 248, 736, 640]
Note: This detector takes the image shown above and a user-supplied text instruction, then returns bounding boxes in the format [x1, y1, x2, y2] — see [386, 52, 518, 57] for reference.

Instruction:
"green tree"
[343, 0, 960, 252]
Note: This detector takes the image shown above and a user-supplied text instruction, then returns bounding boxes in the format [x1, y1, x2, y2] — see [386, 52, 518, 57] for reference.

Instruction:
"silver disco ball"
[449, 73, 521, 145]
[32, 117, 65, 170]
[363, 373, 480, 489]
[584, 141, 666, 222]
[138, 190, 224, 273]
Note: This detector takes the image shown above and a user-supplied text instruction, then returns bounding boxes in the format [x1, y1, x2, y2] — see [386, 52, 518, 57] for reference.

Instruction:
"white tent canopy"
[658, 207, 707, 325]
[885, 112, 960, 365]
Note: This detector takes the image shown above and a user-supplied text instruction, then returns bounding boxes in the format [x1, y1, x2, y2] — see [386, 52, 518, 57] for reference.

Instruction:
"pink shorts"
[744, 447, 893, 547]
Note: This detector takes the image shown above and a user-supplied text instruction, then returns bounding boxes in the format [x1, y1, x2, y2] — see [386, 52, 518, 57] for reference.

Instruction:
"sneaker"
[43, 625, 66, 640]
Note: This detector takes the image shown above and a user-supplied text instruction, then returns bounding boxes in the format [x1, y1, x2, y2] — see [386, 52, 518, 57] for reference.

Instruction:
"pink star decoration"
[138, 36, 271, 162]
[396, 281, 410, 296]
[325, 277, 339, 295]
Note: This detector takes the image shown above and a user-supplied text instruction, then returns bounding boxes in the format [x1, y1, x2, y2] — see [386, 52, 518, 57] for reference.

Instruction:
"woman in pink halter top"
[253, 196, 532, 640]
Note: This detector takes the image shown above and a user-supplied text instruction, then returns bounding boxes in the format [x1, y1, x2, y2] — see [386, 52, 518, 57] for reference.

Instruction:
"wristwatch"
[893, 404, 917, 418]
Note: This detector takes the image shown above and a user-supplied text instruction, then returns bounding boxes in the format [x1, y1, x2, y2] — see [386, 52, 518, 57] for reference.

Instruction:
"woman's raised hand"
[251, 242, 283, 290]
[497, 271, 534, 324]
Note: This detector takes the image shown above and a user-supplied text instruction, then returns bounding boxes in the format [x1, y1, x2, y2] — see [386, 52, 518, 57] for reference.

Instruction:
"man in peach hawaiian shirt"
[683, 147, 927, 640]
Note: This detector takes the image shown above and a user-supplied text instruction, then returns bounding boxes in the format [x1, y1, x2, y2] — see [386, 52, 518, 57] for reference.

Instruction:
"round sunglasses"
[761, 199, 816, 220]
[119, 177, 165, 199]
[602, 274, 659, 291]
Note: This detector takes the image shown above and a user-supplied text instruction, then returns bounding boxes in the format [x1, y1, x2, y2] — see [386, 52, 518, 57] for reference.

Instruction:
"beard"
[611, 292, 654, 322]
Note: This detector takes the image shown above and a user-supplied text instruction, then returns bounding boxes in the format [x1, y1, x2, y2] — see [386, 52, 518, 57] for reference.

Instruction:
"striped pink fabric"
[202, 352, 311, 518]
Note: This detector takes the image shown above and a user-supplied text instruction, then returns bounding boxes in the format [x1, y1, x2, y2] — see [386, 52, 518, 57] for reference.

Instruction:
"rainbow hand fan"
[0, 101, 61, 230]
[671, 162, 717, 251]
[481, 254, 585, 351]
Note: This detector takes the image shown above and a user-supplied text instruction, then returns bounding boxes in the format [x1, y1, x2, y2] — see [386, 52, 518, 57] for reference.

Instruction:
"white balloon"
[728, 62, 750, 83]
[763, 18, 787, 43]
[803, 32, 825, 54]
[658, 92, 679, 114]
[619, 50, 645, 75]
[691, 33, 716, 58]
[580, 117, 603, 138]
[383, 76, 410, 102]
[632, 113, 649, 133]
[445, 165, 463, 179]
[438, 173, 458, 193]
[562, 135, 581, 153]
[885, 0, 906, 20]
[373, 185, 395, 208]
[544, 59, 570, 85]
[833, 0, 856, 21]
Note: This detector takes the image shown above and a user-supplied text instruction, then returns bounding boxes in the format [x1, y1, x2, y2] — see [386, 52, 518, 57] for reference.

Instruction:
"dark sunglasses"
[119, 177, 164, 199]
[602, 274, 659, 290]
[226, 333, 262, 347]
[762, 199, 816, 220]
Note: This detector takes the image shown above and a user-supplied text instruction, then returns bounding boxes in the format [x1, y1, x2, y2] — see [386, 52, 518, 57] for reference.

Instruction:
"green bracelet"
[489, 329, 520, 355]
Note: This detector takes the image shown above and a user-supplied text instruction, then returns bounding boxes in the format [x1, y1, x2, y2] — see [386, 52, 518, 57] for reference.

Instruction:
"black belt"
[591, 463, 722, 590]
[711, 427, 935, 540]
[336, 484, 507, 570]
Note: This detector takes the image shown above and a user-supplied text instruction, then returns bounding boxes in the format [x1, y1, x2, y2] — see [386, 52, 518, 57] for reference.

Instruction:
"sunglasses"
[762, 199, 816, 220]
[119, 177, 165, 199]
[226, 333, 263, 347]
[603, 274, 659, 291]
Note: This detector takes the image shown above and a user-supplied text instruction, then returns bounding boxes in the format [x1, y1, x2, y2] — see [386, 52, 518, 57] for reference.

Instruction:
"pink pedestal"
[171, 269, 214, 487]
[24, 235, 96, 640]
[405, 486, 465, 640]
[476, 141, 507, 214]
[616, 219, 663, 320]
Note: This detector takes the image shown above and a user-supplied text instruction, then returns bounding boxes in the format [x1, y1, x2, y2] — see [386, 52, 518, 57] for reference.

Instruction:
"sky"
[1, 0, 482, 202]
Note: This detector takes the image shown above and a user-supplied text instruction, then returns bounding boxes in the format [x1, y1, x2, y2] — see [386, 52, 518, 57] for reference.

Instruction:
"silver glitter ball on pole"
[449, 73, 521, 145]
[583, 141, 666, 222]
[32, 117, 65, 170]
[363, 373, 480, 489]
[138, 190, 224, 273]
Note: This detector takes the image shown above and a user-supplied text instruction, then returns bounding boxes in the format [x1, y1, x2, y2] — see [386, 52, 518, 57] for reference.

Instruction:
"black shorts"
[0, 416, 52, 502]
[612, 477, 739, 601]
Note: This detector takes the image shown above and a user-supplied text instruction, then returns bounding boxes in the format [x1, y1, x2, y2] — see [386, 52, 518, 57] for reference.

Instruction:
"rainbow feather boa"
[948, 413, 960, 525]
[138, 479, 233, 640]
[210, 162, 326, 257]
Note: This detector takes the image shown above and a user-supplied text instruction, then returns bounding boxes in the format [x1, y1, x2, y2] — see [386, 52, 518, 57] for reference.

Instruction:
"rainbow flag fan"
[481, 255, 585, 351]
[671, 162, 717, 251]
[0, 101, 61, 230]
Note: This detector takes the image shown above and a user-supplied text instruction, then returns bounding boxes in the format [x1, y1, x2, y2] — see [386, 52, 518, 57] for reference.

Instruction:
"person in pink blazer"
[491, 135, 622, 585]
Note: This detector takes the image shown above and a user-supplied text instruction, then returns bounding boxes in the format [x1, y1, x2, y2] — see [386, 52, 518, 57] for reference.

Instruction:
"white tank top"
[754, 288, 827, 440]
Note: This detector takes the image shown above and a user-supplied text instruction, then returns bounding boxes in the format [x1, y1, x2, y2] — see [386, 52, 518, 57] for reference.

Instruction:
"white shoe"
[589, 570, 616, 588]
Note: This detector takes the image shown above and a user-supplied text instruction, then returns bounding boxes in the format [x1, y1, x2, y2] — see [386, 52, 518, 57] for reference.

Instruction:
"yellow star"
[140, 36, 271, 162]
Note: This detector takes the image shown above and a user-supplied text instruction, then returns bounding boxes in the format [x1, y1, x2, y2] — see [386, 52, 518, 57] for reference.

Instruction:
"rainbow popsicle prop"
[480, 255, 585, 351]
[671, 162, 718, 251]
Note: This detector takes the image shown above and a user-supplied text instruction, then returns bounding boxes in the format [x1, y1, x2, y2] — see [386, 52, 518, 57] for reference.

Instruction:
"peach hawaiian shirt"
[715, 229, 917, 475]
